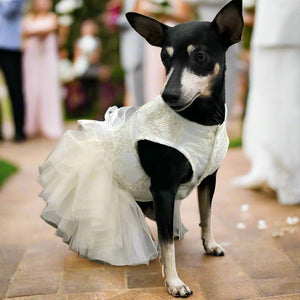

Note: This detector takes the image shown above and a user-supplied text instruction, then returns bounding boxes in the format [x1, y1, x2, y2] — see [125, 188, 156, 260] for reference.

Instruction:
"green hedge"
[229, 138, 242, 148]
[0, 160, 18, 187]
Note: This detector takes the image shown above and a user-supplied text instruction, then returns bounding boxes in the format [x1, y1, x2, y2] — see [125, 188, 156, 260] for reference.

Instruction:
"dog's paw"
[166, 278, 193, 298]
[203, 240, 225, 256]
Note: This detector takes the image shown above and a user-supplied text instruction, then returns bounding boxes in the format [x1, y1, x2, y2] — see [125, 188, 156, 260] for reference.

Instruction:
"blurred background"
[0, 0, 254, 140]
[0, 1, 300, 299]
[1, 0, 299, 208]
[1, 0, 299, 218]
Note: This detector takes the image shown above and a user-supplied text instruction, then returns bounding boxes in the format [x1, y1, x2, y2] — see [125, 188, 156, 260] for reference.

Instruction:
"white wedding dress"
[233, 0, 300, 205]
[39, 95, 229, 265]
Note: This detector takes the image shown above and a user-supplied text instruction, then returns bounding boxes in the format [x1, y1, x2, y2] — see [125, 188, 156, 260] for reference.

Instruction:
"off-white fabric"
[233, 47, 300, 205]
[252, 0, 300, 47]
[39, 95, 229, 265]
[233, 0, 300, 205]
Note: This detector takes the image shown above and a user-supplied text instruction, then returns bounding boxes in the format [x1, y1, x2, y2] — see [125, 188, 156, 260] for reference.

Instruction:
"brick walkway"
[0, 127, 299, 300]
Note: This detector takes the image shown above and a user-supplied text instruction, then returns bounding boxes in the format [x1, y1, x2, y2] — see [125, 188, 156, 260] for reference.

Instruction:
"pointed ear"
[126, 12, 170, 47]
[211, 0, 244, 47]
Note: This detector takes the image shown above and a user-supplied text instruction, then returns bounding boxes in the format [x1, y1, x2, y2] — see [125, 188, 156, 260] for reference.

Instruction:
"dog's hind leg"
[198, 171, 225, 256]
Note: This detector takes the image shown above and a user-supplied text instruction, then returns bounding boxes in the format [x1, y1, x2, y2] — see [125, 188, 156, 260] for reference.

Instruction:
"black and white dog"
[126, 0, 243, 297]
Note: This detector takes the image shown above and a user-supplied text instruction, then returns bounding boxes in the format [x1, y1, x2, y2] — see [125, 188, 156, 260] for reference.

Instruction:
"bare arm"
[73, 41, 81, 62]
[134, 0, 194, 23]
[89, 45, 101, 64]
[133, 0, 144, 14]
[23, 13, 58, 38]
[172, 0, 194, 23]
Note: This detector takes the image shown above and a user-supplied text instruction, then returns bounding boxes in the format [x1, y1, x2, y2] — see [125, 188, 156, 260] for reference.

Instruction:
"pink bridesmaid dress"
[23, 14, 63, 139]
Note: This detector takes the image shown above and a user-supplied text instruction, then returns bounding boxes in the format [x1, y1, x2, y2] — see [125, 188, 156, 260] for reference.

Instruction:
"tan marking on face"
[181, 62, 221, 103]
[166, 47, 174, 57]
[200, 62, 220, 96]
[187, 45, 196, 55]
[160, 67, 174, 95]
[213, 63, 220, 76]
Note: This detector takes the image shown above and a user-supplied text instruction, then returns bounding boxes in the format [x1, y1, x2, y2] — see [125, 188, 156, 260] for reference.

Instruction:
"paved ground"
[0, 125, 300, 300]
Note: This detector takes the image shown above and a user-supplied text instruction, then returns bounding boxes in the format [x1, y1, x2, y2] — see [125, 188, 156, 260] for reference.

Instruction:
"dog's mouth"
[168, 100, 194, 112]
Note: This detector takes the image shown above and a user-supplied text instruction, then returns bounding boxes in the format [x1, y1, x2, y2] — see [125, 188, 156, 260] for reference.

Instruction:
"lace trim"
[103, 96, 229, 201]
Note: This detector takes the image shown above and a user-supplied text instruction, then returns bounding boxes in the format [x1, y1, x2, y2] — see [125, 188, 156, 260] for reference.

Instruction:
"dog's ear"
[211, 0, 244, 47]
[126, 12, 170, 47]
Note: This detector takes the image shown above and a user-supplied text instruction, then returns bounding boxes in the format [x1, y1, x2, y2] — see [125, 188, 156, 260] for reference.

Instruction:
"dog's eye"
[193, 51, 208, 64]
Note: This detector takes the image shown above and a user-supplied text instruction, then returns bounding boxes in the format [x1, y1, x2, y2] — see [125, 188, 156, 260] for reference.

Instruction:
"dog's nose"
[162, 93, 179, 105]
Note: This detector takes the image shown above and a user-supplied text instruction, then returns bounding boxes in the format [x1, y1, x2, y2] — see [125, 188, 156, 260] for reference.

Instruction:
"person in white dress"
[233, 0, 300, 205]
[117, 0, 145, 106]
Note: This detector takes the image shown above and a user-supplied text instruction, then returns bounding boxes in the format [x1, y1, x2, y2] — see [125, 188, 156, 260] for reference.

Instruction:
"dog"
[126, 0, 244, 297]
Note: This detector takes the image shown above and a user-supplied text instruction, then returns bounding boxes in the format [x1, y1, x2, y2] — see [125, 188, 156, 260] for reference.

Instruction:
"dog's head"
[126, 0, 243, 112]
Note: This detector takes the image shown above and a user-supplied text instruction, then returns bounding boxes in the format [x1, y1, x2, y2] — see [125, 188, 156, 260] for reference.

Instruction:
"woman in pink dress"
[23, 0, 63, 139]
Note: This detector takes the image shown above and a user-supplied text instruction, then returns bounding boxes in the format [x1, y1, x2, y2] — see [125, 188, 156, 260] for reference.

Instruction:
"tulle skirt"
[39, 118, 159, 265]
[39, 108, 188, 265]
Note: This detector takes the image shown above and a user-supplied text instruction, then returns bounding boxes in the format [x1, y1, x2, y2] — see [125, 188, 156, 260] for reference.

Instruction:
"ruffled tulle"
[39, 102, 194, 265]
[39, 122, 158, 265]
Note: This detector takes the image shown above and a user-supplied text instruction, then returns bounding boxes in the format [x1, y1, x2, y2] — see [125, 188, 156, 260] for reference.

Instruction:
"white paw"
[203, 240, 225, 256]
[166, 277, 193, 298]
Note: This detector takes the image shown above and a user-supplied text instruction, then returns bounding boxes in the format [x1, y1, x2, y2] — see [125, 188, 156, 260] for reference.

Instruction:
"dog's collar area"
[168, 101, 194, 112]
[159, 94, 226, 126]
[158, 94, 226, 127]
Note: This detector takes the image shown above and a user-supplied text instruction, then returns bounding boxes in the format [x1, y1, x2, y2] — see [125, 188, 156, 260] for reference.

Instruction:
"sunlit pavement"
[0, 124, 299, 300]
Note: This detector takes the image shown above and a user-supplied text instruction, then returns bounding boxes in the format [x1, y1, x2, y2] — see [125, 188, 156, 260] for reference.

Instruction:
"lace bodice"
[81, 96, 229, 202]
[106, 96, 228, 201]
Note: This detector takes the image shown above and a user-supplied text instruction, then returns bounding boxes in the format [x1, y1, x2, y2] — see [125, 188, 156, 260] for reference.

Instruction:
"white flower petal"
[257, 220, 267, 230]
[58, 15, 73, 26]
[286, 216, 299, 225]
[272, 232, 284, 238]
[237, 222, 246, 229]
[241, 204, 249, 212]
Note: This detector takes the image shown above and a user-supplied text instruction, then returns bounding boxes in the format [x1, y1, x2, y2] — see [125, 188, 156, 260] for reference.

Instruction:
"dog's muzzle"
[162, 93, 193, 112]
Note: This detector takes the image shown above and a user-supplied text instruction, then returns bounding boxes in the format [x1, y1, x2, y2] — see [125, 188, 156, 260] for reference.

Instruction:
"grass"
[229, 138, 242, 148]
[0, 159, 18, 188]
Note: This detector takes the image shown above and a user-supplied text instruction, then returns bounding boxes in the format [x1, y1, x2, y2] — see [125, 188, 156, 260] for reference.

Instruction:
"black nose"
[162, 93, 179, 105]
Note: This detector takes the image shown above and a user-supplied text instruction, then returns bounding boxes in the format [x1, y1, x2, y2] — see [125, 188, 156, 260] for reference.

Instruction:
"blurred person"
[110, 0, 145, 106]
[73, 19, 111, 117]
[233, 0, 300, 205]
[58, 47, 74, 85]
[0, 0, 26, 141]
[134, 0, 194, 102]
[73, 19, 102, 79]
[23, 0, 63, 139]
[229, 4, 254, 120]
[103, 0, 121, 34]
[57, 47, 79, 115]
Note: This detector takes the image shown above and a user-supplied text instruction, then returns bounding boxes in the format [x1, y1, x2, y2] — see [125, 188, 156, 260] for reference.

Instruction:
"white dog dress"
[39, 95, 229, 266]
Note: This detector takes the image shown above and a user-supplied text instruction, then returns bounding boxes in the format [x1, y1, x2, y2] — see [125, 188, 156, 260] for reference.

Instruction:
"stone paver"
[0, 127, 300, 299]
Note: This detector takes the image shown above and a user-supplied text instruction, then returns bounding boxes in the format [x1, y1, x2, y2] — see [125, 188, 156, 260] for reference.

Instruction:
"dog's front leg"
[198, 172, 224, 256]
[151, 187, 193, 298]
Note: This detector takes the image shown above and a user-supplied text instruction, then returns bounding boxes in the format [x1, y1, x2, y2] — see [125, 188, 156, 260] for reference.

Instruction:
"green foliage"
[229, 138, 242, 148]
[0, 159, 18, 188]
